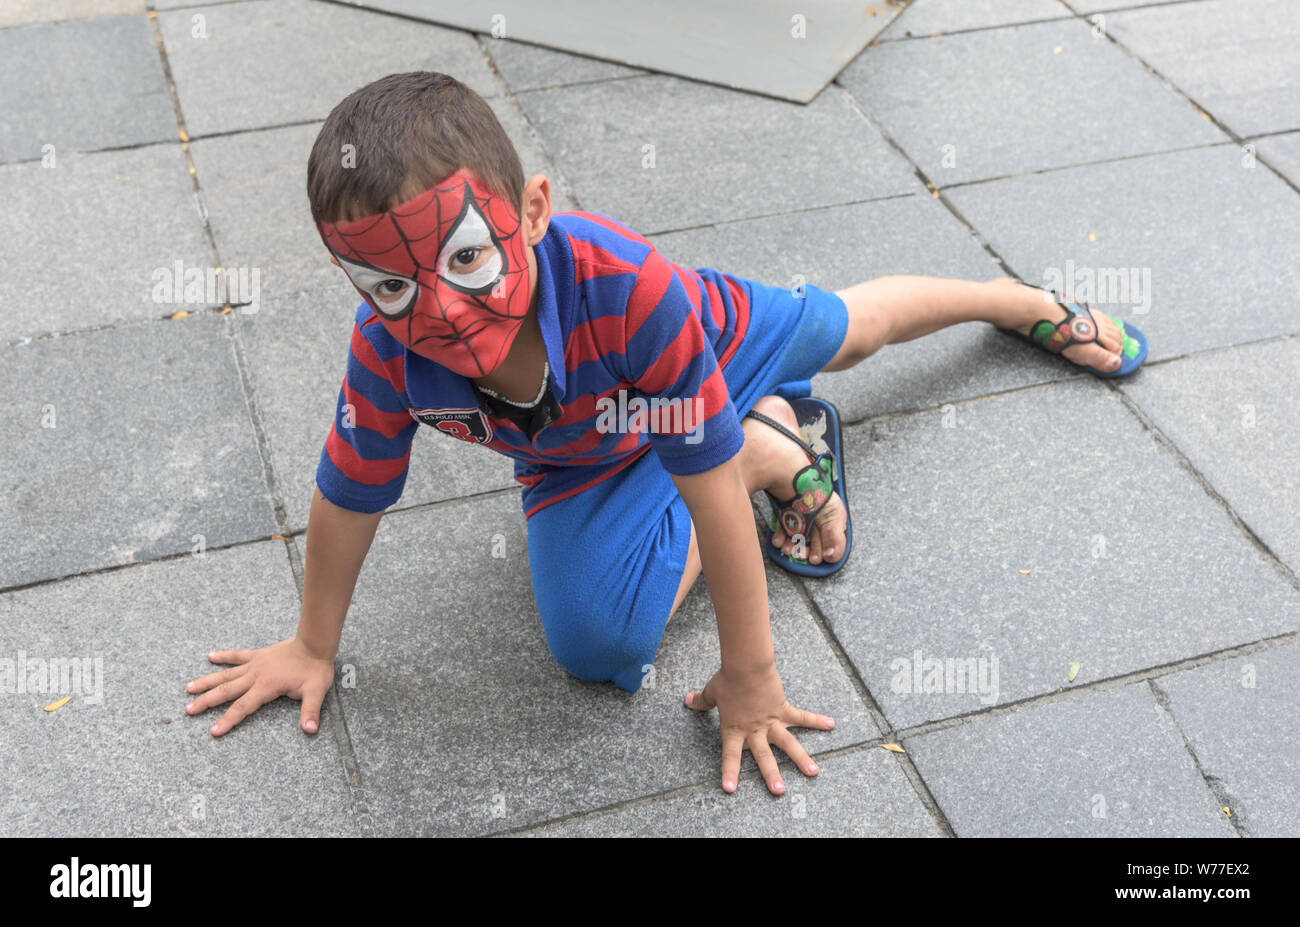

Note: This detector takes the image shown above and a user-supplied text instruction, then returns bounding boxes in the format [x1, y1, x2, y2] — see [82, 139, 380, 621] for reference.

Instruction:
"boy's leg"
[823, 275, 1128, 374]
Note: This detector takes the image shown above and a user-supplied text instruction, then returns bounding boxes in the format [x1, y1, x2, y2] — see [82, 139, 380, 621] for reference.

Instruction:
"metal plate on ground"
[334, 0, 910, 102]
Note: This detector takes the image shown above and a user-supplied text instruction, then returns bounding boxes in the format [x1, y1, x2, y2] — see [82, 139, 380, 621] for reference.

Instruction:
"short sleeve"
[315, 309, 420, 513]
[614, 249, 744, 475]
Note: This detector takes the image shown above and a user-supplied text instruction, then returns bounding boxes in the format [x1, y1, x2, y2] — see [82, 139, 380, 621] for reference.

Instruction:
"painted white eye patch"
[334, 255, 419, 319]
[436, 199, 505, 294]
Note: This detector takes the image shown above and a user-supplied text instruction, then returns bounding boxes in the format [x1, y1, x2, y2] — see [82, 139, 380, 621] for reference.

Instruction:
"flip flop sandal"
[744, 396, 852, 578]
[997, 284, 1148, 378]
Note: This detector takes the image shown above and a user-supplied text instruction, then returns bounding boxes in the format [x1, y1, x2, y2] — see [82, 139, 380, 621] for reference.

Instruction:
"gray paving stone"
[0, 0, 144, 28]
[157, 0, 501, 138]
[238, 288, 518, 533]
[808, 378, 1300, 729]
[532, 747, 940, 836]
[651, 194, 1073, 422]
[482, 36, 646, 92]
[1154, 642, 1300, 837]
[879, 0, 1070, 40]
[153, 0, 241, 7]
[906, 683, 1237, 836]
[946, 145, 1300, 361]
[190, 100, 575, 304]
[0, 541, 358, 836]
[1120, 338, 1300, 574]
[0, 317, 277, 589]
[837, 18, 1225, 184]
[0, 144, 213, 342]
[1108, 0, 1300, 137]
[1068, 0, 1174, 11]
[0, 15, 175, 162]
[188, 123, 331, 303]
[335, 494, 878, 836]
[1254, 130, 1300, 185]
[515, 76, 919, 233]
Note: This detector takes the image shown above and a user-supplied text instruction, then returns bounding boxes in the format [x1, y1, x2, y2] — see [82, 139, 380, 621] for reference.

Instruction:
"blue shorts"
[525, 279, 850, 692]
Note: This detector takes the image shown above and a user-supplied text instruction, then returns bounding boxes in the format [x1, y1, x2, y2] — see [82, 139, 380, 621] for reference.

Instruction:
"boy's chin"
[407, 335, 515, 379]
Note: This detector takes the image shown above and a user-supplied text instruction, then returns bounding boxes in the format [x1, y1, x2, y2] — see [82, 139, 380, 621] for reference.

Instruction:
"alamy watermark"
[595, 389, 704, 444]
[1, 651, 104, 705]
[890, 648, 1000, 706]
[1042, 261, 1152, 314]
[151, 260, 261, 313]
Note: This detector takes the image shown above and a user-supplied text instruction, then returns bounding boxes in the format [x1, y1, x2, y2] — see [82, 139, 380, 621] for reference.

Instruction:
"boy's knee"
[538, 600, 646, 691]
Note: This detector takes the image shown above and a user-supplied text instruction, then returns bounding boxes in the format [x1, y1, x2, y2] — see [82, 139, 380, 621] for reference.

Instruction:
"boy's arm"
[671, 458, 834, 796]
[184, 488, 382, 736]
[297, 487, 383, 660]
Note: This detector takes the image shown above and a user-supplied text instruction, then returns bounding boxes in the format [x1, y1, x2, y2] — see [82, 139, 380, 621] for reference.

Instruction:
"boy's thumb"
[300, 687, 325, 734]
[685, 688, 715, 712]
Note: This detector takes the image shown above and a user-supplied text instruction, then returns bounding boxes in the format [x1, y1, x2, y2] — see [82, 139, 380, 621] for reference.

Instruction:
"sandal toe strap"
[766, 452, 836, 540]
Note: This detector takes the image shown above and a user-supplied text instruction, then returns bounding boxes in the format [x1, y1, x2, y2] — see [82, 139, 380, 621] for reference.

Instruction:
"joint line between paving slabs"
[829, 85, 1023, 284]
[892, 629, 1300, 745]
[474, 34, 585, 213]
[788, 570, 958, 837]
[1147, 678, 1249, 836]
[1106, 382, 1300, 596]
[503, 628, 1300, 836]
[147, 6, 377, 832]
[1063, 0, 1300, 198]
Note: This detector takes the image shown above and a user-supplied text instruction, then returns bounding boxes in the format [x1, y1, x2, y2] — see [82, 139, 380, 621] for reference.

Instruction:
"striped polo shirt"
[316, 210, 752, 519]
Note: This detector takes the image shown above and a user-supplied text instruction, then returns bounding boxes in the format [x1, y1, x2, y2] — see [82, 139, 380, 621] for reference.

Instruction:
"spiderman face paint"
[319, 170, 530, 377]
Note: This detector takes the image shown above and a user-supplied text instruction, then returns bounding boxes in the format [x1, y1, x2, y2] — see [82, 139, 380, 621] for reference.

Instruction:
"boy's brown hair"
[307, 71, 525, 225]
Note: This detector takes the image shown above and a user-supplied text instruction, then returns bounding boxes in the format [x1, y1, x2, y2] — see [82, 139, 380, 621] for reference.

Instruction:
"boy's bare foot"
[743, 395, 848, 566]
[993, 277, 1127, 374]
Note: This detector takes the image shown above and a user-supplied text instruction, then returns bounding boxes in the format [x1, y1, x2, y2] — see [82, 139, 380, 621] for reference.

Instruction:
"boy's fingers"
[771, 727, 819, 778]
[720, 733, 744, 793]
[211, 689, 270, 737]
[208, 649, 255, 665]
[185, 664, 247, 695]
[185, 676, 252, 715]
[782, 703, 835, 732]
[747, 735, 785, 795]
[299, 684, 328, 734]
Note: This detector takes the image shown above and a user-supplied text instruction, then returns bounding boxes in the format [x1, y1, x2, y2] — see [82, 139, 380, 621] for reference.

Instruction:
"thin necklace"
[475, 360, 550, 409]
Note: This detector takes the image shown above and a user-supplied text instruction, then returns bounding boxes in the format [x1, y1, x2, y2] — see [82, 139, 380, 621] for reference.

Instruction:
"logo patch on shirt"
[409, 406, 494, 444]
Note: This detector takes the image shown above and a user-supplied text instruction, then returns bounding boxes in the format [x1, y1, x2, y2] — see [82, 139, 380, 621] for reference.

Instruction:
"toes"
[1093, 310, 1123, 353]
[1063, 340, 1121, 373]
[817, 498, 847, 563]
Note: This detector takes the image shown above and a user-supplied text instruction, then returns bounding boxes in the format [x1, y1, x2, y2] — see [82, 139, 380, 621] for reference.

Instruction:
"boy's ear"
[521, 174, 552, 246]
[328, 253, 340, 267]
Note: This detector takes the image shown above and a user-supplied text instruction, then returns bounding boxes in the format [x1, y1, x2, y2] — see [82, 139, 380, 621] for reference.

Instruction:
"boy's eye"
[452, 248, 480, 268]
[374, 280, 408, 302]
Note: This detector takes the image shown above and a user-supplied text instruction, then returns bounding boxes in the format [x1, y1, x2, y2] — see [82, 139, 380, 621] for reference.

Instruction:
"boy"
[184, 72, 1146, 796]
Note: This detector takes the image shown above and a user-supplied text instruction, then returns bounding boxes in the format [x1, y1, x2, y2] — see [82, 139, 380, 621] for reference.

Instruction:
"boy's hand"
[686, 662, 834, 795]
[184, 637, 336, 737]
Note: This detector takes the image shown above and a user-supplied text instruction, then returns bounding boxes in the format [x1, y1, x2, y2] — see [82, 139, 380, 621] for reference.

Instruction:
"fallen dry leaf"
[1223, 806, 1232, 817]
[170, 310, 190, 319]
[1054, 45, 1063, 54]
[1089, 231, 1097, 242]
[881, 743, 906, 753]
[1019, 569, 1032, 575]
[178, 128, 190, 143]
[44, 696, 71, 712]
[1068, 661, 1081, 682]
